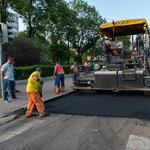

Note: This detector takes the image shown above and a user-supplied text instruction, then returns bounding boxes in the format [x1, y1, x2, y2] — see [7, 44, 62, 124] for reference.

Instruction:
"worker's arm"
[1, 71, 5, 78]
[53, 68, 57, 78]
[32, 75, 43, 85]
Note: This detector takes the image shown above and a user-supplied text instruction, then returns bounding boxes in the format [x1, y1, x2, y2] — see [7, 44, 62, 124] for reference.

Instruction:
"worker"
[83, 60, 89, 73]
[53, 62, 65, 94]
[70, 63, 75, 70]
[26, 67, 48, 117]
[88, 61, 91, 72]
[94, 62, 100, 71]
[133, 42, 137, 51]
[73, 62, 80, 80]
[101, 66, 106, 71]
[105, 38, 118, 55]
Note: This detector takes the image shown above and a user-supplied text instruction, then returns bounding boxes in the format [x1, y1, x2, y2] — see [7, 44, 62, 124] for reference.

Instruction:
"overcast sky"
[19, 0, 150, 32]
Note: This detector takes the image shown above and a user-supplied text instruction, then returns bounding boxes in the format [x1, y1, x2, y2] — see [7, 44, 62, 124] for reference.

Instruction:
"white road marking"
[0, 119, 45, 143]
[92, 129, 98, 132]
[125, 134, 150, 150]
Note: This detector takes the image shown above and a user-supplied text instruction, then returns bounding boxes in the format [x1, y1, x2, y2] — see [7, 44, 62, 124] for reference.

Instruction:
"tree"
[115, 36, 131, 51]
[3, 37, 42, 66]
[8, 0, 46, 38]
[87, 39, 102, 60]
[44, 0, 77, 64]
[69, 0, 104, 63]
[49, 34, 68, 63]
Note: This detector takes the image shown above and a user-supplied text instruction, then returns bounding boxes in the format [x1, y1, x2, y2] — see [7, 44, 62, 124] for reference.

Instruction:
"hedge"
[14, 62, 105, 80]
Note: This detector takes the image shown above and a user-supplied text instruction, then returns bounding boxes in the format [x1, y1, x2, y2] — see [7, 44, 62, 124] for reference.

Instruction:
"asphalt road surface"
[1, 91, 150, 150]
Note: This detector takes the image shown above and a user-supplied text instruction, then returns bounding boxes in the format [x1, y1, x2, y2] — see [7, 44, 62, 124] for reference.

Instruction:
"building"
[7, 12, 19, 38]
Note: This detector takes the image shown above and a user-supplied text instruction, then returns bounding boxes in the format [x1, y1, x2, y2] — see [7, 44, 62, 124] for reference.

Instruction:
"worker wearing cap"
[53, 62, 65, 94]
[101, 66, 106, 71]
[26, 67, 47, 117]
[105, 38, 118, 55]
[94, 62, 100, 71]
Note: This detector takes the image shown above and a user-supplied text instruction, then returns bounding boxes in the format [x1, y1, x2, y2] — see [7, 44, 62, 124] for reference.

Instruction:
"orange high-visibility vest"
[94, 66, 98, 69]
[133, 42, 137, 50]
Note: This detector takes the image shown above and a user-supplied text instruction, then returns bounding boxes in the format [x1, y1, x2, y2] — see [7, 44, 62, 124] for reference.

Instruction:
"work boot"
[14, 89, 20, 92]
[39, 112, 49, 117]
[55, 91, 59, 94]
[26, 114, 37, 118]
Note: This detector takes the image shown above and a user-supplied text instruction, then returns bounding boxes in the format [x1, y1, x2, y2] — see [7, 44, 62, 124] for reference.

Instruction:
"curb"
[16, 74, 72, 85]
[0, 90, 75, 125]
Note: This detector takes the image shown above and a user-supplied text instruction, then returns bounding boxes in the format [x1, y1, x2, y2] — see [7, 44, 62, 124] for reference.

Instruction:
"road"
[1, 91, 150, 150]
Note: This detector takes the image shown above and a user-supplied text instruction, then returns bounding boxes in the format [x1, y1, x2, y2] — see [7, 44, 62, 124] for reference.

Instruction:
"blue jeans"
[3, 79, 15, 101]
[74, 72, 79, 79]
[55, 74, 65, 87]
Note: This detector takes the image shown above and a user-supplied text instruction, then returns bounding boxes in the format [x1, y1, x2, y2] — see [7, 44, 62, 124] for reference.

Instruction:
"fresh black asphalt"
[42, 91, 150, 119]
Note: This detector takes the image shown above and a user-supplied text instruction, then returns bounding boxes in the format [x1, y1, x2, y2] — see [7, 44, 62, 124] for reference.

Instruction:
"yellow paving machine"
[72, 18, 150, 92]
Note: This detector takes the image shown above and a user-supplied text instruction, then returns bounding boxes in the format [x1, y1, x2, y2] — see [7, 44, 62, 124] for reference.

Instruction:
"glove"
[39, 80, 44, 85]
[37, 78, 44, 85]
[39, 91, 43, 97]
[53, 75, 55, 78]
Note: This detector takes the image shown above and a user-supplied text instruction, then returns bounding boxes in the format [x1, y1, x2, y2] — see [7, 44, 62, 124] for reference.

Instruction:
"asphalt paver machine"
[72, 18, 150, 92]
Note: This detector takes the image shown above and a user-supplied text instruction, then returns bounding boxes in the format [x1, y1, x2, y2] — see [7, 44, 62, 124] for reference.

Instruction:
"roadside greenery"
[14, 61, 105, 80]
[1, 0, 130, 67]
[1, 0, 105, 66]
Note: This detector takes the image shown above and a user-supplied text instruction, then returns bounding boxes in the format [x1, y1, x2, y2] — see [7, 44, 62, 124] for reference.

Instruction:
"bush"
[14, 62, 105, 80]
[3, 37, 42, 67]
[14, 65, 71, 80]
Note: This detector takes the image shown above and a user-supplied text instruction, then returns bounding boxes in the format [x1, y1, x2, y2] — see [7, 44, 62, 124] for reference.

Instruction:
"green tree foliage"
[115, 36, 131, 51]
[3, 37, 42, 67]
[44, 0, 77, 64]
[8, 0, 46, 38]
[68, 0, 104, 63]
[49, 35, 68, 63]
[87, 39, 102, 59]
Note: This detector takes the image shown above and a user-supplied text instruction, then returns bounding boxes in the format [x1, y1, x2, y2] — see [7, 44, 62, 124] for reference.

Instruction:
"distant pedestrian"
[26, 67, 48, 117]
[1, 57, 17, 103]
[53, 62, 65, 94]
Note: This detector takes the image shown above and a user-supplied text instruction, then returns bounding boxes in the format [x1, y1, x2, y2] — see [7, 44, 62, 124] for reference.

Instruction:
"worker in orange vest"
[101, 66, 106, 71]
[94, 62, 100, 71]
[133, 42, 137, 50]
[105, 38, 118, 55]
[73, 62, 80, 79]
[83, 60, 89, 73]
[53, 62, 65, 94]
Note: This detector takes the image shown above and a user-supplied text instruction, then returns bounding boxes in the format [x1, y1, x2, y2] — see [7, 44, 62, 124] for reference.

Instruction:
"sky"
[19, 0, 150, 32]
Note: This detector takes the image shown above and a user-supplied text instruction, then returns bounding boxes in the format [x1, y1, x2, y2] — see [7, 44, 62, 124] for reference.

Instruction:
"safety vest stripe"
[39, 111, 45, 115]
[27, 109, 32, 111]
[26, 112, 32, 114]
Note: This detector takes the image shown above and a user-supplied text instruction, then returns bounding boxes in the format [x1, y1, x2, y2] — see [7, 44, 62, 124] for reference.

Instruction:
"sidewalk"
[0, 75, 74, 118]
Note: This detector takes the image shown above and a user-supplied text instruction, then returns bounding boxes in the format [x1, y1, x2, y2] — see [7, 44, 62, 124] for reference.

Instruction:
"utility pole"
[0, 2, 2, 97]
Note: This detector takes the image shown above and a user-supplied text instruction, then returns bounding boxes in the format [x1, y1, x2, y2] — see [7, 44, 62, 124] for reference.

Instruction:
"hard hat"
[102, 66, 105, 68]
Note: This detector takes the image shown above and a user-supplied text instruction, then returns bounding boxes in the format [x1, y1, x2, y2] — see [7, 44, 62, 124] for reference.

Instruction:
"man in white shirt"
[1, 57, 16, 103]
